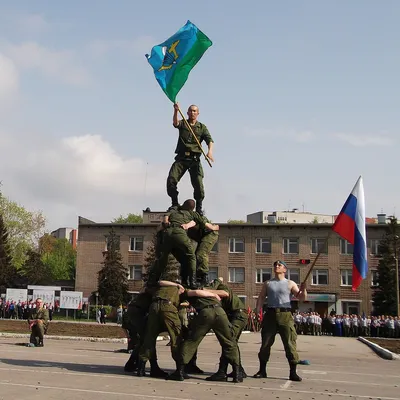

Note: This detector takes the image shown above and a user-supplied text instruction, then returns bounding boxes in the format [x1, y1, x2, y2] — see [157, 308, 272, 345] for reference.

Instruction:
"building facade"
[75, 213, 386, 316]
[51, 227, 78, 249]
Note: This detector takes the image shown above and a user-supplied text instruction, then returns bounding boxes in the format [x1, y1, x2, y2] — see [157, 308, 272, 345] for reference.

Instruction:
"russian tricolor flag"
[332, 176, 368, 291]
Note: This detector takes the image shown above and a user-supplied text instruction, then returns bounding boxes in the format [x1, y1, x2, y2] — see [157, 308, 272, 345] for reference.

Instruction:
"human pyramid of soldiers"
[122, 103, 308, 383]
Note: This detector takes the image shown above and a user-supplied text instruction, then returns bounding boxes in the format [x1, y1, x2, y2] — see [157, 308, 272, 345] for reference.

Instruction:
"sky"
[0, 0, 399, 231]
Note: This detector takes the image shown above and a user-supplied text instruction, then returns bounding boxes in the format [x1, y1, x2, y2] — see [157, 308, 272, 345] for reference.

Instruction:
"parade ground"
[0, 333, 399, 400]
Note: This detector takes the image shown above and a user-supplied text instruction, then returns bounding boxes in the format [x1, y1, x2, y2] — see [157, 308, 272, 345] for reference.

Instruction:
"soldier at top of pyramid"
[166, 103, 214, 215]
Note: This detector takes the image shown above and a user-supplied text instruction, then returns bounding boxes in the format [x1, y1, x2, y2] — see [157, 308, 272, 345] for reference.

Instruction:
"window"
[256, 268, 272, 283]
[287, 268, 300, 284]
[311, 238, 328, 254]
[312, 269, 328, 285]
[340, 239, 354, 255]
[341, 270, 352, 286]
[129, 237, 143, 252]
[104, 235, 120, 251]
[211, 241, 219, 253]
[228, 267, 245, 283]
[371, 270, 379, 287]
[128, 265, 143, 280]
[342, 301, 360, 315]
[370, 239, 380, 255]
[283, 238, 299, 254]
[209, 267, 218, 282]
[256, 238, 271, 254]
[229, 238, 245, 253]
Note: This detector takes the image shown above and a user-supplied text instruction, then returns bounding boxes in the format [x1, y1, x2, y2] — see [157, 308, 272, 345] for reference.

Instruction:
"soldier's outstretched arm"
[203, 289, 229, 298]
[187, 290, 220, 301]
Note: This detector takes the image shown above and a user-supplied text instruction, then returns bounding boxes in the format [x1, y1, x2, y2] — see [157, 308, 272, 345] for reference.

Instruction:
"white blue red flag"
[332, 176, 367, 291]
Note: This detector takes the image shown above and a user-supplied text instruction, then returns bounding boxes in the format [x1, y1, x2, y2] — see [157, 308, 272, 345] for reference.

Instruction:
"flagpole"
[302, 233, 332, 285]
[177, 106, 213, 168]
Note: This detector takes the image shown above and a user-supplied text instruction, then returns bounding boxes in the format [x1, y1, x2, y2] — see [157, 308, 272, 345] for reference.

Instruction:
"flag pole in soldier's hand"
[177, 105, 213, 168]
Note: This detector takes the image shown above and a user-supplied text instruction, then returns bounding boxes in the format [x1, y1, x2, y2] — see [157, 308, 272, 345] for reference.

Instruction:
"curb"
[358, 336, 400, 361]
[0, 330, 253, 343]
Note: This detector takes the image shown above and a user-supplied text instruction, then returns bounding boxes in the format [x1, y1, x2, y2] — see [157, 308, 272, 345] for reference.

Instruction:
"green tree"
[143, 232, 180, 283]
[42, 238, 77, 280]
[372, 217, 400, 316]
[0, 192, 46, 268]
[98, 230, 129, 306]
[112, 213, 143, 224]
[227, 219, 246, 224]
[20, 249, 52, 285]
[0, 213, 20, 291]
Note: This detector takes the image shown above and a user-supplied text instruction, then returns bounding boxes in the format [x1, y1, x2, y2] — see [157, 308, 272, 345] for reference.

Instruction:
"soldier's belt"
[266, 307, 292, 313]
[196, 304, 221, 313]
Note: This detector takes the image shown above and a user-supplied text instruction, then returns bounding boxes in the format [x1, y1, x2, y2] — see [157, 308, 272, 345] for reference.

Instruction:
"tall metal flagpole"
[177, 105, 213, 168]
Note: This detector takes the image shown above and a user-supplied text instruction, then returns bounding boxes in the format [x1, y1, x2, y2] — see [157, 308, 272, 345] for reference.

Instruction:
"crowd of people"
[293, 312, 400, 338]
[0, 299, 54, 321]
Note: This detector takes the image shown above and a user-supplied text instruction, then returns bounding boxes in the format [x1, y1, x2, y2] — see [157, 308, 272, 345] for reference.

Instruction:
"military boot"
[231, 364, 243, 383]
[195, 201, 203, 216]
[188, 274, 200, 289]
[253, 360, 267, 378]
[166, 364, 186, 381]
[124, 353, 138, 372]
[197, 272, 209, 287]
[184, 359, 204, 374]
[136, 360, 146, 377]
[205, 359, 228, 382]
[227, 364, 247, 379]
[289, 364, 302, 381]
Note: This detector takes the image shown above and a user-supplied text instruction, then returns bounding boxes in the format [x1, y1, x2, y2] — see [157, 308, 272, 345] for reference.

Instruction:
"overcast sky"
[0, 1, 399, 231]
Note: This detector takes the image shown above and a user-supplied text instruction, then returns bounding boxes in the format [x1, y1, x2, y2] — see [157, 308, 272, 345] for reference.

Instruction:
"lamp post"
[394, 236, 400, 317]
[95, 291, 99, 322]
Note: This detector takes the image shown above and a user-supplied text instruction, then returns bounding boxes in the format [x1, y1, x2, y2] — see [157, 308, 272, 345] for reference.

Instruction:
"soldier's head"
[273, 260, 287, 275]
[187, 105, 199, 123]
[35, 298, 43, 308]
[180, 199, 195, 211]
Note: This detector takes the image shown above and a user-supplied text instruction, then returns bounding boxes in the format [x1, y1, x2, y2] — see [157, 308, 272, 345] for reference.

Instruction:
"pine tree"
[0, 213, 19, 291]
[143, 232, 180, 283]
[372, 217, 400, 316]
[21, 249, 52, 285]
[98, 229, 129, 306]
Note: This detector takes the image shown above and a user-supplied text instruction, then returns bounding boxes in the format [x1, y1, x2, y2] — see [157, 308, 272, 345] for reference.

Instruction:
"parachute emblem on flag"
[159, 40, 180, 71]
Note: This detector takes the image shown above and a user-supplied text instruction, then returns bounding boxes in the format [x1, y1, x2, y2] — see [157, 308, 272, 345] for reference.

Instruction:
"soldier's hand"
[173, 103, 179, 111]
[300, 283, 307, 291]
[206, 151, 214, 162]
[212, 224, 220, 231]
[214, 294, 221, 301]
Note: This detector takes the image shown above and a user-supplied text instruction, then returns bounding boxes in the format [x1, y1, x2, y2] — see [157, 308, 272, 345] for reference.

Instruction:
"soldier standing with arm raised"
[253, 260, 307, 382]
[167, 103, 214, 215]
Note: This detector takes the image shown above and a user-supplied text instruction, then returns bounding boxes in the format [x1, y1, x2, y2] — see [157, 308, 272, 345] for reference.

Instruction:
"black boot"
[167, 364, 186, 381]
[289, 364, 302, 382]
[124, 353, 138, 372]
[150, 365, 169, 378]
[195, 201, 203, 216]
[206, 359, 228, 382]
[227, 364, 247, 379]
[136, 360, 146, 377]
[197, 273, 209, 287]
[184, 362, 204, 374]
[253, 360, 267, 378]
[232, 364, 243, 383]
[188, 274, 200, 289]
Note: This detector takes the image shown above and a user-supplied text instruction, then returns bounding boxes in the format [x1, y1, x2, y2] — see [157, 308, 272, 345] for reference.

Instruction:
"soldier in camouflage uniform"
[147, 200, 218, 289]
[167, 288, 243, 383]
[186, 217, 219, 286]
[167, 103, 214, 215]
[122, 289, 167, 377]
[136, 281, 185, 377]
[206, 278, 248, 381]
[28, 298, 49, 347]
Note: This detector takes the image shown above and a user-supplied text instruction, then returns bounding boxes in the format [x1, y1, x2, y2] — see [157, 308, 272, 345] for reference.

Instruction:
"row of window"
[126, 236, 380, 255]
[127, 265, 379, 287]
